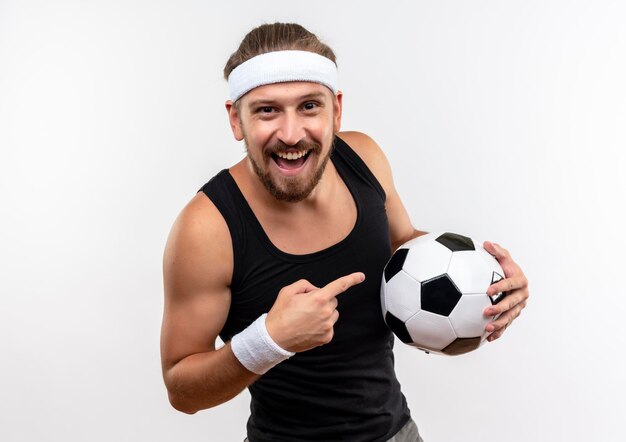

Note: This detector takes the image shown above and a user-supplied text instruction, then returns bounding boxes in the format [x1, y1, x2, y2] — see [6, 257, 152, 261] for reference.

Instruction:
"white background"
[1, 1, 625, 441]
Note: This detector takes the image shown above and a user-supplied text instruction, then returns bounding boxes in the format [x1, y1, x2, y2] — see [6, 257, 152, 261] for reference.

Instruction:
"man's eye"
[261, 107, 273, 113]
[303, 102, 317, 111]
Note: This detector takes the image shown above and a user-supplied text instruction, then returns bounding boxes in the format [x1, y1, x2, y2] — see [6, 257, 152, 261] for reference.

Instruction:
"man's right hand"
[265, 272, 366, 353]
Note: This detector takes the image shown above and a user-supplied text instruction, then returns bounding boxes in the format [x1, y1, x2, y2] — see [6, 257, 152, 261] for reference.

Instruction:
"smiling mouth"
[271, 149, 311, 170]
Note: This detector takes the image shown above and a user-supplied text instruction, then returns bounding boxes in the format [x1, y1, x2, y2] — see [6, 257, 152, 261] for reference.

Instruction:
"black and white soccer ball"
[381, 232, 506, 356]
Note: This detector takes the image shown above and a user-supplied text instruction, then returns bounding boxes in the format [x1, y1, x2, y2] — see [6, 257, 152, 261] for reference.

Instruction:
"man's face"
[227, 82, 342, 202]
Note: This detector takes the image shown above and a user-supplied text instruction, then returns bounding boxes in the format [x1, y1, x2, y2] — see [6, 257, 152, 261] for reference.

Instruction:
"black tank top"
[201, 136, 410, 441]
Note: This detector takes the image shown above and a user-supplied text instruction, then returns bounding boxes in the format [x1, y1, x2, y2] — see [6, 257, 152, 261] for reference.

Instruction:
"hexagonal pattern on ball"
[382, 270, 421, 322]
[420, 274, 462, 316]
[384, 248, 409, 283]
[436, 232, 475, 252]
[402, 238, 452, 283]
[442, 337, 482, 356]
[448, 294, 493, 338]
[385, 311, 413, 344]
[406, 310, 457, 350]
[447, 247, 504, 294]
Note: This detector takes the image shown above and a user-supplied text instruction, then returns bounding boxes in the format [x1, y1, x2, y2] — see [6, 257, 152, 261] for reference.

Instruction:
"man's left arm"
[339, 130, 529, 341]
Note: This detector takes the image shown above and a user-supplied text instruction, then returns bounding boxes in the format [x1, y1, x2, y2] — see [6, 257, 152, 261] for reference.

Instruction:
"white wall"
[1, 1, 624, 441]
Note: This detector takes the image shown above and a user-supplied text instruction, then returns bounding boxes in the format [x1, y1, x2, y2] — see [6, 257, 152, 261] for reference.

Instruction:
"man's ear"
[333, 91, 343, 133]
[225, 100, 244, 141]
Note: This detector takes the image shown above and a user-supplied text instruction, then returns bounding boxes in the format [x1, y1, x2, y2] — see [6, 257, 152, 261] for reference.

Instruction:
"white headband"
[227, 50, 339, 102]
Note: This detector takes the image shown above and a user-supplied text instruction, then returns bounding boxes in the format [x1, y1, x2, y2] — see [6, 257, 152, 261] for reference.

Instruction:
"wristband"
[230, 314, 295, 375]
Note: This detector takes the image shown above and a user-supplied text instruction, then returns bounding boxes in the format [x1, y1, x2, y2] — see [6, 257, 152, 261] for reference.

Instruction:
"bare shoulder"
[338, 130, 385, 162]
[164, 192, 233, 292]
[337, 130, 393, 192]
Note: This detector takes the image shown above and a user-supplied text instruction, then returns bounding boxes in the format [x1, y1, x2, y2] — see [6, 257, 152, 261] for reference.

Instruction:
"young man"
[160, 23, 529, 442]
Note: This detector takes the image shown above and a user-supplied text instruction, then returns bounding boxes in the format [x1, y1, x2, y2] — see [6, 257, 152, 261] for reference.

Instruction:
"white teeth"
[276, 150, 308, 160]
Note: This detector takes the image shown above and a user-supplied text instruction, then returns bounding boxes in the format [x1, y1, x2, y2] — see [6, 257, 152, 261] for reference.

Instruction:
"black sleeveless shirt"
[200, 136, 410, 441]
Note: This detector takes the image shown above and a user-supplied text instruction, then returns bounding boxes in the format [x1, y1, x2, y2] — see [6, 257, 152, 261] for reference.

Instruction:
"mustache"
[265, 139, 322, 156]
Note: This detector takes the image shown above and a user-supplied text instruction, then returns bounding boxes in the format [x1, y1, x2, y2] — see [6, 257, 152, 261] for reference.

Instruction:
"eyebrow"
[246, 92, 327, 109]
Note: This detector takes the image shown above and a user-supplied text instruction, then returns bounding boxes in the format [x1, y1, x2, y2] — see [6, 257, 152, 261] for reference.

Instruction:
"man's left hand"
[482, 241, 529, 342]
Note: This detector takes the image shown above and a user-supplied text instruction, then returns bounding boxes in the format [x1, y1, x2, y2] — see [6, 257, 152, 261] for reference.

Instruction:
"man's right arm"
[160, 192, 259, 414]
[160, 190, 367, 414]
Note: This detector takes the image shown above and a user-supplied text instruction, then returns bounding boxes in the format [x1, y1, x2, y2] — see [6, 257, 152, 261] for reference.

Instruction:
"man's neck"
[228, 156, 357, 255]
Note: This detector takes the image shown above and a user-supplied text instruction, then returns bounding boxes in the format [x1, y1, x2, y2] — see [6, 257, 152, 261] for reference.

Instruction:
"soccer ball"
[381, 232, 506, 355]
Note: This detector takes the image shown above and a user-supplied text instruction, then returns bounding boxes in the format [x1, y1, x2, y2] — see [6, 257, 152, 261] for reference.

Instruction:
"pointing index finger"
[322, 272, 366, 298]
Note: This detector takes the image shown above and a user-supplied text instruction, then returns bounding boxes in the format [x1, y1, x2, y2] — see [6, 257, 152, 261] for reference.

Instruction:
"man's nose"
[276, 112, 305, 146]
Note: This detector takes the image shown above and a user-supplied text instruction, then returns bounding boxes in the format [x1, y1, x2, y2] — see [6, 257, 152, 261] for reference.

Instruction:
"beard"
[246, 137, 334, 203]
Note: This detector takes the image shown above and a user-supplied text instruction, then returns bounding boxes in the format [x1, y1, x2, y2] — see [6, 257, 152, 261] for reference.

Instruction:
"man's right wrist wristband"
[230, 313, 295, 375]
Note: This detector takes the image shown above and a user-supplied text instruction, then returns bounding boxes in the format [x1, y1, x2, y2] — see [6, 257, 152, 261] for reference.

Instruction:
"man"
[160, 23, 529, 441]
